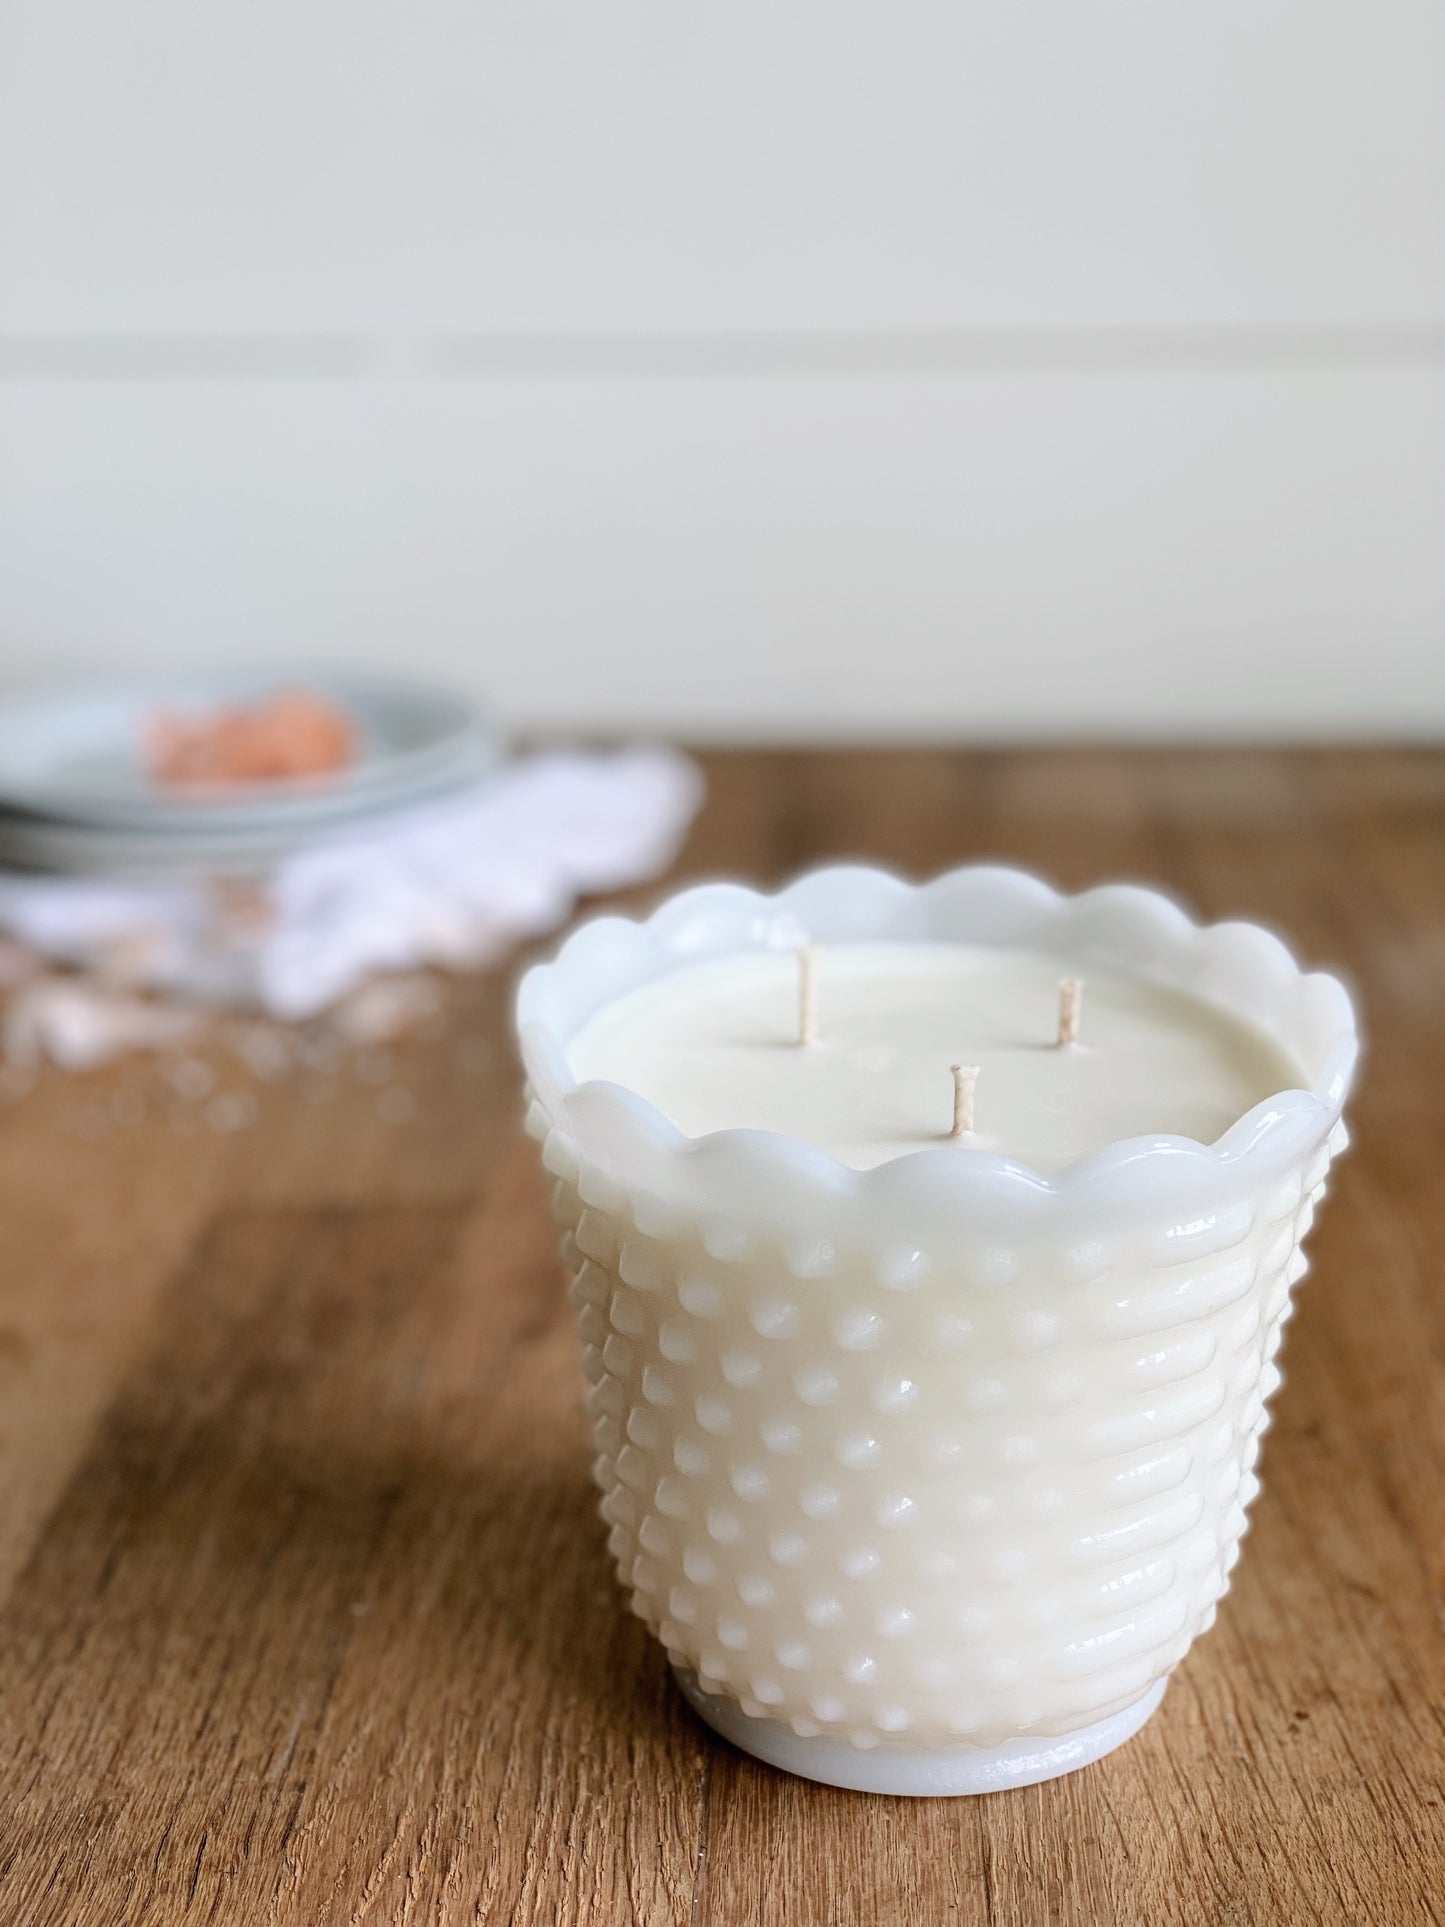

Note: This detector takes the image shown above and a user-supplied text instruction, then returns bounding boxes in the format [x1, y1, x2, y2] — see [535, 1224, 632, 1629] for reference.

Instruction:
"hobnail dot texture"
[545, 1131, 1341, 1753]
[522, 868, 1355, 1756]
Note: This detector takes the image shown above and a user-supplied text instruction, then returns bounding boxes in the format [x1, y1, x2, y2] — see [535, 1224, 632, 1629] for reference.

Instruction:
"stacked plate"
[0, 672, 497, 875]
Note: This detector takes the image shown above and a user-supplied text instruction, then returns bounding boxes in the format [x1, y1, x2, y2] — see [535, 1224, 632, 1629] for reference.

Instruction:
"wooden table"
[1, 749, 1441, 1927]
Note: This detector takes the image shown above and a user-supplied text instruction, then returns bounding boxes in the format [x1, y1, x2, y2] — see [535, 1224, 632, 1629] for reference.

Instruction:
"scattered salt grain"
[5, 980, 196, 1071]
[334, 976, 443, 1046]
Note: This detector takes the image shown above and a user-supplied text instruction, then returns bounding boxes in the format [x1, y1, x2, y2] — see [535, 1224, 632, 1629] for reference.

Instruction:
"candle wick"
[798, 944, 819, 1046]
[950, 1063, 978, 1139]
[1057, 976, 1084, 1048]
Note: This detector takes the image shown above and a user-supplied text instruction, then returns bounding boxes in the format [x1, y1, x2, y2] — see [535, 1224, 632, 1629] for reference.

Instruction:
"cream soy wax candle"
[516, 868, 1357, 1795]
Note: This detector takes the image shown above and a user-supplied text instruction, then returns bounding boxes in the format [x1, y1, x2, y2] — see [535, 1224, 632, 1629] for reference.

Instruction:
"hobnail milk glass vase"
[515, 868, 1357, 1795]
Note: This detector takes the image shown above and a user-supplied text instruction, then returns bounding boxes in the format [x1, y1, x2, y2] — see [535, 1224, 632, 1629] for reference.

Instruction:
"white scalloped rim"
[516, 866, 1358, 1226]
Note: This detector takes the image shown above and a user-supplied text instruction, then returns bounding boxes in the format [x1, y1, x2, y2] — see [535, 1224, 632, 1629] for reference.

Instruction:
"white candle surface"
[566, 942, 1304, 1171]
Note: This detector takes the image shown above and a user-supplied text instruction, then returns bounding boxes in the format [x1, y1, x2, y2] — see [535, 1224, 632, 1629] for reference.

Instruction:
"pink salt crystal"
[146, 690, 355, 791]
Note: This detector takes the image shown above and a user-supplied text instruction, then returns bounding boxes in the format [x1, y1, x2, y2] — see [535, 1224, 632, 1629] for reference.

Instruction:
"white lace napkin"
[0, 746, 703, 1025]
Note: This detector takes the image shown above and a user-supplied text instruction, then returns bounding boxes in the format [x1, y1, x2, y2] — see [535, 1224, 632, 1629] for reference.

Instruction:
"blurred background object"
[1, 14, 1444, 1920]
[0, 1, 1441, 740]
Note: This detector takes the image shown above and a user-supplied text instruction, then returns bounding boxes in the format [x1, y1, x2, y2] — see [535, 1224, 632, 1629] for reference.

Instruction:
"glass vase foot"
[674, 1669, 1168, 1797]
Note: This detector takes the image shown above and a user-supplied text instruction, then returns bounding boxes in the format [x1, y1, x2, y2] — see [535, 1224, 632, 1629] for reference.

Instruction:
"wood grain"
[0, 749, 1440, 1926]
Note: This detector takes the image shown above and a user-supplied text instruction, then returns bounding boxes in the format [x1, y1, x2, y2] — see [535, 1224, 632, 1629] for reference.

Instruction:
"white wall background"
[1, 1, 1442, 738]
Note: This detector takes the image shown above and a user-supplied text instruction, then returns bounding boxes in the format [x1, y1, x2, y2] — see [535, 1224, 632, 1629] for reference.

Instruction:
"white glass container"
[515, 867, 1357, 1795]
